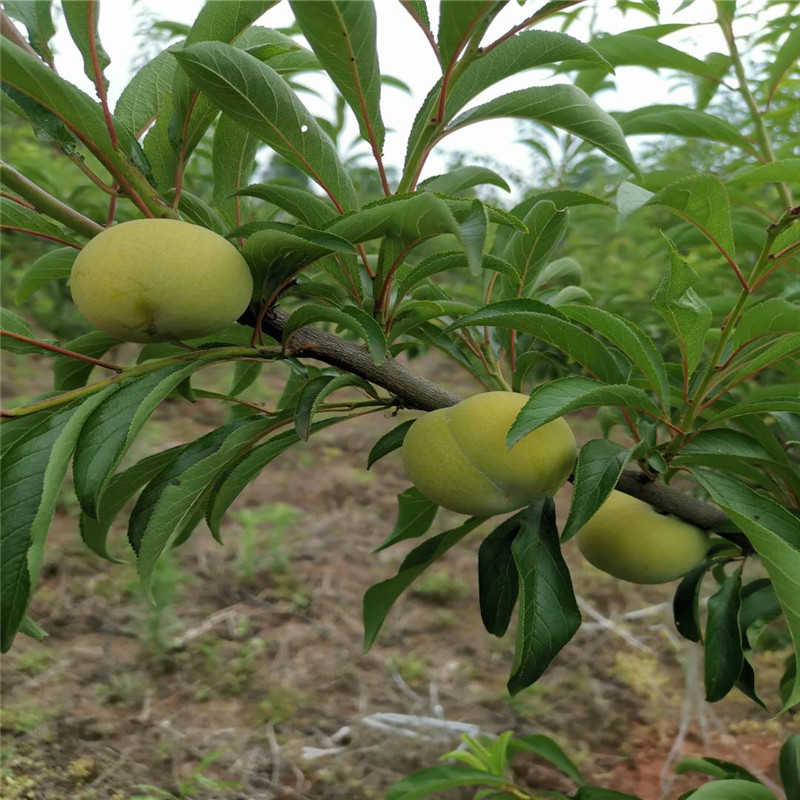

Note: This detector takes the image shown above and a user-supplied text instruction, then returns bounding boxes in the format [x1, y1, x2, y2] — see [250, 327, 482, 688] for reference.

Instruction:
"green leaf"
[0, 197, 80, 246]
[507, 734, 585, 786]
[62, 1, 110, 92]
[211, 115, 259, 229]
[367, 420, 414, 469]
[3, 1, 55, 64]
[448, 85, 637, 175]
[419, 166, 510, 195]
[700, 398, 800, 427]
[18, 615, 47, 642]
[704, 564, 744, 702]
[687, 781, 776, 800]
[562, 304, 670, 406]
[168, 188, 227, 234]
[234, 182, 338, 227]
[691, 470, 800, 711]
[437, 0, 495, 68]
[1, 389, 111, 651]
[507, 376, 664, 447]
[0, 307, 39, 354]
[282, 304, 388, 363]
[114, 47, 178, 137]
[675, 756, 762, 782]
[779, 735, 800, 799]
[679, 429, 776, 464]
[363, 516, 485, 651]
[694, 52, 732, 111]
[618, 105, 758, 155]
[767, 26, 800, 104]
[385, 765, 511, 800]
[374, 487, 439, 552]
[230, 361, 262, 397]
[15, 247, 77, 304]
[129, 417, 270, 596]
[293, 373, 376, 441]
[722, 334, 800, 387]
[73, 364, 203, 518]
[173, 42, 357, 210]
[507, 498, 581, 694]
[478, 512, 522, 637]
[290, 1, 385, 150]
[674, 561, 710, 643]
[574, 789, 642, 800]
[80, 446, 185, 564]
[728, 159, 800, 187]
[733, 299, 800, 346]
[562, 439, 632, 542]
[653, 234, 712, 377]
[53, 331, 121, 390]
[447, 300, 626, 384]
[459, 199, 488, 274]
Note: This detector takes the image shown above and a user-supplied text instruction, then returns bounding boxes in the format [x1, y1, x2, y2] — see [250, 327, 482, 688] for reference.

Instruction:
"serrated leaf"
[653, 234, 711, 376]
[367, 419, 414, 469]
[114, 47, 178, 137]
[507, 376, 664, 447]
[173, 42, 357, 211]
[733, 299, 800, 346]
[62, 1, 110, 92]
[293, 373, 376, 440]
[0, 197, 80, 246]
[727, 158, 800, 187]
[129, 417, 270, 596]
[562, 304, 670, 407]
[374, 487, 439, 552]
[0, 307, 40, 354]
[52, 331, 121, 390]
[211, 115, 259, 229]
[448, 85, 636, 175]
[700, 398, 800, 426]
[419, 166, 510, 195]
[562, 439, 633, 542]
[73, 364, 203, 518]
[691, 470, 800, 711]
[290, 1, 385, 150]
[679, 429, 776, 463]
[15, 247, 77, 304]
[1, 389, 112, 651]
[80, 446, 185, 563]
[363, 516, 485, 651]
[234, 182, 338, 227]
[437, 0, 496, 69]
[507, 498, 581, 694]
[3, 1, 55, 64]
[447, 300, 626, 384]
[478, 512, 522, 637]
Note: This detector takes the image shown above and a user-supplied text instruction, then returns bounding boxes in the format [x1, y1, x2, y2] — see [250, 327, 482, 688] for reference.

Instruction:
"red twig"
[86, 0, 118, 149]
[482, 0, 586, 55]
[0, 330, 122, 370]
[0, 225, 82, 249]
[106, 189, 118, 226]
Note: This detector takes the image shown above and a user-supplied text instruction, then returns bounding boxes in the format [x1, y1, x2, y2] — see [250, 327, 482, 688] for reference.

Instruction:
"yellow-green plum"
[70, 218, 253, 342]
[401, 392, 576, 516]
[576, 491, 709, 584]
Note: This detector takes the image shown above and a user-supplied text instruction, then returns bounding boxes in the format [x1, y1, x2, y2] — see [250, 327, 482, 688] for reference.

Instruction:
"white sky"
[23, 0, 739, 187]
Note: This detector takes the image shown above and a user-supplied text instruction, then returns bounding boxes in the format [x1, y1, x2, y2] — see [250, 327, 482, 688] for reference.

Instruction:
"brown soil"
[1, 351, 795, 800]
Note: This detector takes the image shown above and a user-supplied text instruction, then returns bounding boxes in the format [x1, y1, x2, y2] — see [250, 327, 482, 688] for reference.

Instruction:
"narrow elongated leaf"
[447, 300, 626, 384]
[1, 389, 112, 651]
[73, 364, 203, 518]
[363, 516, 485, 650]
[679, 429, 776, 463]
[15, 247, 77, 304]
[653, 234, 711, 376]
[780, 735, 800, 799]
[562, 304, 670, 406]
[458, 199, 488, 274]
[419, 166, 510, 195]
[575, 788, 641, 800]
[62, 1, 110, 91]
[3, 1, 55, 63]
[687, 780, 776, 800]
[367, 420, 414, 469]
[691, 470, 800, 711]
[129, 417, 270, 595]
[767, 26, 800, 103]
[53, 331, 121, 390]
[733, 298, 800, 346]
[385, 765, 511, 800]
[168, 189, 227, 234]
[448, 85, 637, 175]
[700, 398, 800, 426]
[234, 182, 338, 227]
[0, 307, 40, 354]
[562, 439, 632, 542]
[728, 159, 800, 187]
[291, 1, 385, 150]
[293, 373, 376, 440]
[375, 487, 439, 552]
[507, 376, 664, 447]
[675, 756, 761, 782]
[478, 512, 523, 636]
[437, 0, 495, 68]
[0, 197, 80, 246]
[674, 561, 710, 643]
[508, 499, 581, 694]
[619, 105, 757, 155]
[212, 115, 259, 229]
[507, 734, 586, 786]
[174, 42, 357, 210]
[80, 446, 185, 563]
[18, 615, 47, 642]
[704, 565, 743, 702]
[114, 47, 178, 137]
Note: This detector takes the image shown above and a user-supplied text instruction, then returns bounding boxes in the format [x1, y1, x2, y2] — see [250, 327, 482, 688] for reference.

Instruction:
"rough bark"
[261, 306, 734, 531]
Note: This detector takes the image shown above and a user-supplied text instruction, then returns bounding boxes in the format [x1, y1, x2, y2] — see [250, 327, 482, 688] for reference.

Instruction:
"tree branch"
[255, 306, 735, 532]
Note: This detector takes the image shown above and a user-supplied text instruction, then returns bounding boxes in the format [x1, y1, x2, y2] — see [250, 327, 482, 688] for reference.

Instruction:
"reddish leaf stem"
[1, 330, 122, 371]
[86, 0, 118, 149]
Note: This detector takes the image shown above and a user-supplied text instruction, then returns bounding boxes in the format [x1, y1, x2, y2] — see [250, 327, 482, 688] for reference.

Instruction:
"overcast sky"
[20, 1, 742, 188]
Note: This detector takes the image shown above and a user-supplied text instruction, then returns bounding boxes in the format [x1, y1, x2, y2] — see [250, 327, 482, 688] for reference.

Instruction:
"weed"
[0, 701, 54, 735]
[230, 502, 301, 583]
[95, 672, 146, 708]
[387, 652, 429, 686]
[412, 569, 468, 602]
[13, 648, 57, 677]
[131, 749, 239, 799]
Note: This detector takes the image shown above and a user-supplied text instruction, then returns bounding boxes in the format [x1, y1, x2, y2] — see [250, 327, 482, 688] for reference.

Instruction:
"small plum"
[70, 218, 253, 342]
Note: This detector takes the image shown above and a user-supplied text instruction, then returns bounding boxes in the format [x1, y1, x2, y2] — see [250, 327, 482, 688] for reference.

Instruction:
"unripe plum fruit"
[401, 391, 577, 517]
[576, 490, 709, 584]
[70, 219, 253, 342]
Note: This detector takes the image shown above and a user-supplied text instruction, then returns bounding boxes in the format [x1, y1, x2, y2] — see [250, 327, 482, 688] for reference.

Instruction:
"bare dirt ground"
[1, 350, 796, 800]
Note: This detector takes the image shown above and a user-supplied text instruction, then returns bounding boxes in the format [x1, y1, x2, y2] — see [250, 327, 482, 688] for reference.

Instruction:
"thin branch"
[86, 0, 118, 149]
[0, 330, 122, 371]
[482, 0, 586, 55]
[0, 226, 82, 249]
[65, 152, 120, 196]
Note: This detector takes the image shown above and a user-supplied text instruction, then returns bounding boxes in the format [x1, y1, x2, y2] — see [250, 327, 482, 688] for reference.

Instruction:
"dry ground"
[1, 348, 796, 800]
